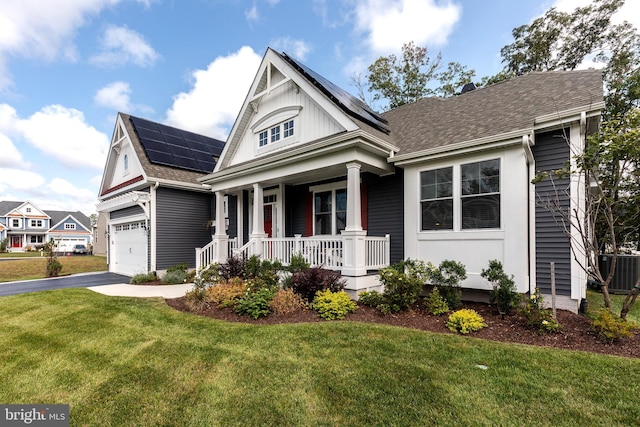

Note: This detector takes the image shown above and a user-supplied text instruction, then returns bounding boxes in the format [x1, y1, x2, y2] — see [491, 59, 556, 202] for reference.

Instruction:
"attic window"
[257, 118, 295, 150]
[26, 207, 31, 213]
[64, 223, 76, 230]
[124, 154, 129, 173]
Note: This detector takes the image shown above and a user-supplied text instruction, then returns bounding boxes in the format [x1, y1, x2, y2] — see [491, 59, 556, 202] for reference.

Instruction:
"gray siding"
[227, 195, 238, 239]
[285, 184, 309, 236]
[533, 129, 572, 296]
[110, 205, 144, 220]
[155, 187, 213, 270]
[363, 169, 404, 264]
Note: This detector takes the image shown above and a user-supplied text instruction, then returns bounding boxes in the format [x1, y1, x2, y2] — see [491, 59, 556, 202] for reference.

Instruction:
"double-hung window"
[461, 159, 500, 229]
[314, 188, 347, 235]
[420, 167, 453, 230]
[30, 220, 43, 227]
[420, 159, 500, 231]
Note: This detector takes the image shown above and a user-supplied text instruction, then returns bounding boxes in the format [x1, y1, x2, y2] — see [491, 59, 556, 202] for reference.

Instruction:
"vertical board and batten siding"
[532, 129, 572, 296]
[230, 81, 346, 166]
[155, 187, 213, 270]
[362, 169, 404, 264]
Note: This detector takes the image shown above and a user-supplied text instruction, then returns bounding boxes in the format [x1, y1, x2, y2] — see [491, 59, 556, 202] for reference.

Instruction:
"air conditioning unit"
[598, 254, 640, 293]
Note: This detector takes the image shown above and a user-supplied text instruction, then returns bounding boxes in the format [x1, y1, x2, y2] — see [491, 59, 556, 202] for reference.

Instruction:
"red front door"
[264, 205, 273, 238]
[10, 236, 22, 248]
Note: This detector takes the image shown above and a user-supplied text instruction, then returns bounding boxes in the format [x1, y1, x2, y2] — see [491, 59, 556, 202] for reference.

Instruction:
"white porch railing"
[211, 233, 391, 273]
[195, 237, 237, 271]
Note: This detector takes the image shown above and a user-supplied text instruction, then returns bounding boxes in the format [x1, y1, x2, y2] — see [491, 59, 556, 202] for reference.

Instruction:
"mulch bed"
[165, 297, 639, 359]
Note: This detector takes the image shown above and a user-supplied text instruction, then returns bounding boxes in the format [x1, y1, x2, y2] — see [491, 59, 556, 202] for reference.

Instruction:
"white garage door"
[111, 221, 147, 276]
[56, 238, 87, 253]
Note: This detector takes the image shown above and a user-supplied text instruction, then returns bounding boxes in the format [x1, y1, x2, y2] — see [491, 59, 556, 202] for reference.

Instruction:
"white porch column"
[341, 162, 366, 276]
[250, 183, 267, 256]
[212, 191, 229, 263]
[345, 162, 362, 231]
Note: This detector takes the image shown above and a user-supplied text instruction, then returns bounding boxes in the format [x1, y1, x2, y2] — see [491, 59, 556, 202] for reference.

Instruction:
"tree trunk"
[620, 278, 640, 320]
[602, 284, 614, 312]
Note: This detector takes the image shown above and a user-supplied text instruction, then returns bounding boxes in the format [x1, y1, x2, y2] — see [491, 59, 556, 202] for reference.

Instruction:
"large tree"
[365, 41, 475, 110]
[499, 0, 640, 117]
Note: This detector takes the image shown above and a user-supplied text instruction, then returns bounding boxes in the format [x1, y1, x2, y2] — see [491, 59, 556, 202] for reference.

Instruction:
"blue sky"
[0, 0, 637, 216]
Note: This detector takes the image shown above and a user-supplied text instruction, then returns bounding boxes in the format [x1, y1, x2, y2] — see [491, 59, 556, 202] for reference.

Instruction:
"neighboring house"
[0, 201, 92, 252]
[92, 212, 108, 256]
[195, 48, 604, 313]
[96, 113, 226, 276]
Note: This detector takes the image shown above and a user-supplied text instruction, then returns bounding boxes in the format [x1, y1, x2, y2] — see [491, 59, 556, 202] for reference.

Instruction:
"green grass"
[0, 256, 107, 282]
[0, 252, 42, 258]
[0, 289, 638, 426]
[587, 289, 640, 325]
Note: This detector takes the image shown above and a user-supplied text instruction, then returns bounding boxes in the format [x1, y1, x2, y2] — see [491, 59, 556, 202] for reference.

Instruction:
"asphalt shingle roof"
[382, 70, 603, 154]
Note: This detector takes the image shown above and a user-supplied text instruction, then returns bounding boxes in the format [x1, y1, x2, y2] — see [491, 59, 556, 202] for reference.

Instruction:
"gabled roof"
[47, 211, 91, 232]
[0, 201, 21, 216]
[383, 70, 604, 156]
[280, 52, 390, 134]
[101, 113, 226, 196]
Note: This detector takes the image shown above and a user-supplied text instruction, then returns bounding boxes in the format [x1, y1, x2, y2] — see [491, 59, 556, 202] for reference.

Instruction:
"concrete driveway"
[0, 272, 130, 297]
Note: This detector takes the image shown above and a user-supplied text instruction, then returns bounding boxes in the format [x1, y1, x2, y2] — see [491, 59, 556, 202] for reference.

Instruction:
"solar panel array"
[129, 116, 225, 174]
[282, 53, 390, 134]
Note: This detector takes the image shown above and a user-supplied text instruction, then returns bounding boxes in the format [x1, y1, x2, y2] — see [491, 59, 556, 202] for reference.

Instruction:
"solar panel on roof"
[282, 53, 390, 134]
[129, 115, 224, 173]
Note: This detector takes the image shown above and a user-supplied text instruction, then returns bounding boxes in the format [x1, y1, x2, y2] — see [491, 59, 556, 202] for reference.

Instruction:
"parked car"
[73, 244, 87, 254]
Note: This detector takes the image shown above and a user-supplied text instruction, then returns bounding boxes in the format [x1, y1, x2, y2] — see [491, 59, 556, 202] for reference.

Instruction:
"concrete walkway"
[88, 283, 194, 298]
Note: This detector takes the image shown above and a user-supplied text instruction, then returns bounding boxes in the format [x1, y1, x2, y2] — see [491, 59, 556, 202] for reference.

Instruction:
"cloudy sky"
[0, 0, 637, 216]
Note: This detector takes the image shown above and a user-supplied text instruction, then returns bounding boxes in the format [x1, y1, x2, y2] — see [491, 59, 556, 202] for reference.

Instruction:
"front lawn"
[0, 289, 638, 426]
[0, 256, 107, 282]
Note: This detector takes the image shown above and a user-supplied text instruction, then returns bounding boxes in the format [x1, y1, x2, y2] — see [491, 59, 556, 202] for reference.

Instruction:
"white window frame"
[30, 219, 43, 228]
[310, 181, 347, 236]
[11, 219, 21, 228]
[64, 223, 76, 230]
[418, 157, 501, 232]
[252, 106, 302, 154]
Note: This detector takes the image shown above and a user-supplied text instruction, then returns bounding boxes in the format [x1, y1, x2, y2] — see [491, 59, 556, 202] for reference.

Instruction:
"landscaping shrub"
[161, 270, 186, 284]
[429, 260, 466, 309]
[377, 259, 430, 313]
[592, 308, 634, 343]
[44, 239, 62, 278]
[312, 289, 357, 320]
[425, 287, 449, 316]
[357, 290, 385, 308]
[197, 263, 219, 285]
[446, 309, 487, 334]
[288, 253, 310, 273]
[185, 287, 209, 312]
[218, 255, 247, 281]
[235, 288, 275, 319]
[167, 263, 188, 274]
[0, 237, 7, 253]
[269, 288, 307, 315]
[291, 267, 346, 303]
[207, 278, 246, 308]
[130, 272, 157, 284]
[518, 288, 560, 333]
[481, 260, 520, 315]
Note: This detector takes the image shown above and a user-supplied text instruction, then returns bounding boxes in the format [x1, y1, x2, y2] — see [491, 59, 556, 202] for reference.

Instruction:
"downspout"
[523, 134, 536, 296]
[149, 181, 159, 272]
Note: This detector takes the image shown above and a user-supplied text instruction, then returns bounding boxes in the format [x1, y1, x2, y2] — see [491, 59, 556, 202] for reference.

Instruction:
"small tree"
[44, 238, 62, 278]
[533, 109, 640, 319]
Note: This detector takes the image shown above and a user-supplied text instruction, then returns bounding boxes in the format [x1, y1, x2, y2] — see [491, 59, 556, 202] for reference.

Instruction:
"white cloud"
[353, 0, 462, 54]
[0, 104, 109, 170]
[48, 178, 97, 201]
[552, 0, 640, 31]
[245, 4, 260, 23]
[272, 37, 312, 61]
[94, 81, 132, 111]
[0, 134, 25, 166]
[0, 167, 46, 192]
[90, 25, 159, 68]
[165, 46, 262, 139]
